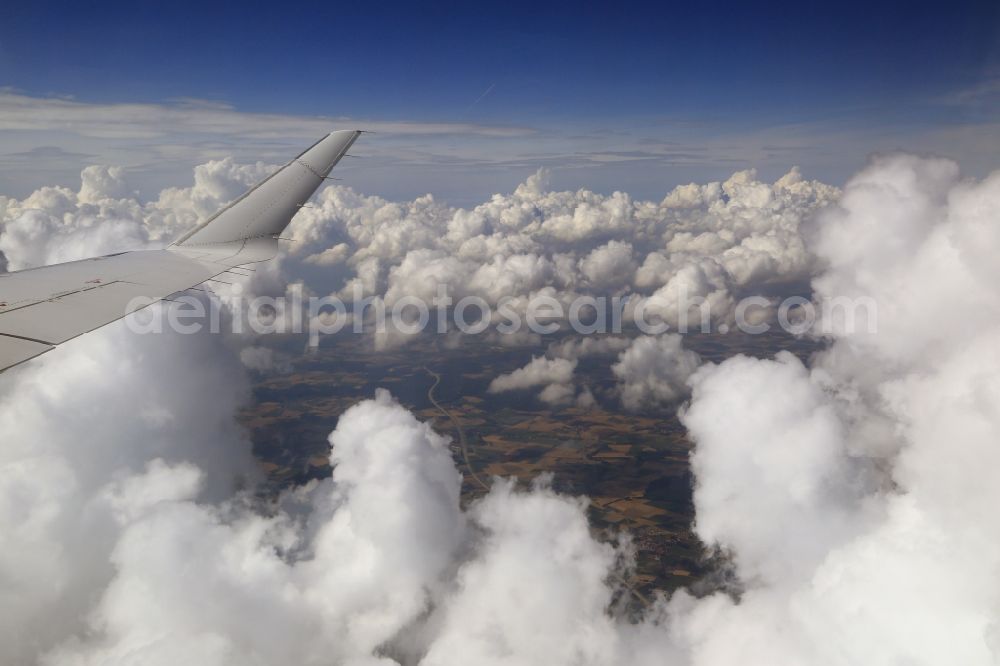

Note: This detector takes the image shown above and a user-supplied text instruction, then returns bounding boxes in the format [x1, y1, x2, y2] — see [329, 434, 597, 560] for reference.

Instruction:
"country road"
[423, 367, 489, 491]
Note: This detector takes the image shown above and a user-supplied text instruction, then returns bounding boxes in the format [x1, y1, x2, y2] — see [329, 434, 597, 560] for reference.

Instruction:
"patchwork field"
[239, 329, 822, 596]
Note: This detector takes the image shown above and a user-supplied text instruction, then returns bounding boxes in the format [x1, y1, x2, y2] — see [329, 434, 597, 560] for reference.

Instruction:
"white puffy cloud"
[660, 155, 1000, 665]
[628, 260, 734, 332]
[0, 329, 666, 665]
[304, 242, 351, 266]
[488, 355, 579, 406]
[0, 320, 256, 664]
[0, 157, 271, 271]
[277, 164, 838, 345]
[33, 389, 467, 666]
[419, 479, 669, 666]
[578, 240, 636, 290]
[78, 165, 132, 203]
[682, 353, 873, 584]
[2, 156, 838, 353]
[612, 335, 701, 411]
[489, 337, 636, 407]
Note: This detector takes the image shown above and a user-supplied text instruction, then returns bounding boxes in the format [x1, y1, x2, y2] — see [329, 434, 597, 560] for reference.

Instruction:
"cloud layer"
[2, 152, 1000, 664]
[0, 152, 838, 383]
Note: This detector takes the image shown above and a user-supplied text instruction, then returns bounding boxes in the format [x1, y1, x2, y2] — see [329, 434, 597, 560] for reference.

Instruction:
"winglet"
[173, 130, 361, 247]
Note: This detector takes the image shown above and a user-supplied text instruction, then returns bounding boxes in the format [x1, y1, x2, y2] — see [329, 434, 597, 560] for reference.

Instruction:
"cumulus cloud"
[276, 164, 838, 345]
[304, 242, 351, 266]
[0, 320, 256, 664]
[683, 353, 873, 584]
[488, 356, 577, 393]
[1, 154, 837, 353]
[0, 157, 271, 271]
[489, 336, 639, 407]
[660, 154, 1000, 664]
[578, 240, 636, 290]
[417, 478, 675, 666]
[44, 390, 468, 666]
[0, 332, 665, 665]
[612, 334, 701, 411]
[487, 355, 582, 406]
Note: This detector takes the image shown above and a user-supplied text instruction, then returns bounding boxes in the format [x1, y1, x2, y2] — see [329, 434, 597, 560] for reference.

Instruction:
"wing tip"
[172, 131, 362, 247]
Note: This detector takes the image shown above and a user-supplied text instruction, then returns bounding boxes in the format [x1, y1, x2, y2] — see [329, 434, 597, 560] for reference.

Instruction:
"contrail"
[466, 83, 496, 112]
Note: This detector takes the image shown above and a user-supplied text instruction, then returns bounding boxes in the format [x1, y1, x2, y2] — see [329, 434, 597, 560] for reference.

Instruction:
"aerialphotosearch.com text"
[125, 283, 878, 345]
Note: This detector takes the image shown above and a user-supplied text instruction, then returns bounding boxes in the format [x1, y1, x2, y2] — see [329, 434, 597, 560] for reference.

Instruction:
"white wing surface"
[0, 130, 360, 372]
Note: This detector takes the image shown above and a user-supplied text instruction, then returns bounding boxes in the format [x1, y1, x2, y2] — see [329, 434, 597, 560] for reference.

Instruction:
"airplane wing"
[0, 130, 361, 373]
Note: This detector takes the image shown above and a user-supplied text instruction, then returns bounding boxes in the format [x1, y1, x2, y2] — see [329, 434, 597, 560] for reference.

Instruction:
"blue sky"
[1, 0, 998, 202]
